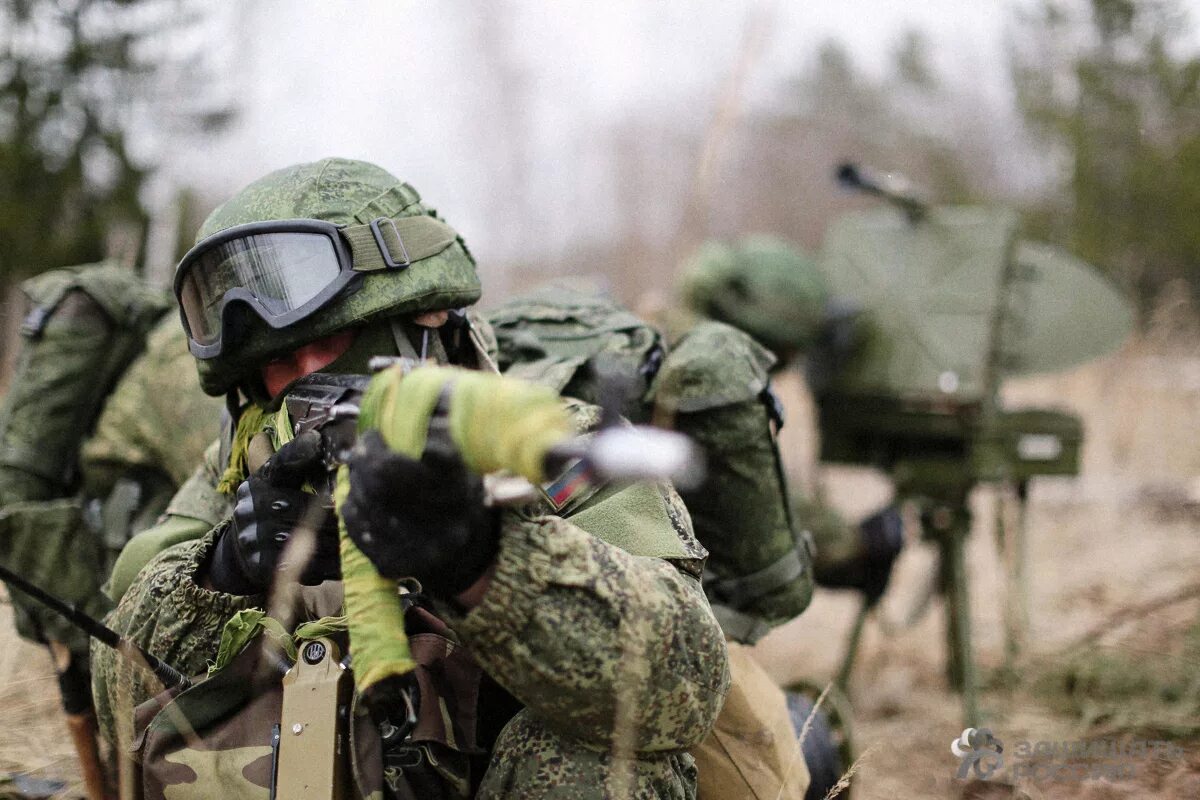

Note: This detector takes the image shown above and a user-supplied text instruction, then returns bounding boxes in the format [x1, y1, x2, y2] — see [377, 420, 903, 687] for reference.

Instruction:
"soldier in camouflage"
[0, 273, 220, 659]
[678, 238, 904, 799]
[0, 271, 222, 800]
[677, 237, 905, 609]
[92, 158, 729, 799]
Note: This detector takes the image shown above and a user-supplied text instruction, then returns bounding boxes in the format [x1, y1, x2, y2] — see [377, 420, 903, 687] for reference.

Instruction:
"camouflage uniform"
[92, 159, 729, 799]
[95, 407, 727, 798]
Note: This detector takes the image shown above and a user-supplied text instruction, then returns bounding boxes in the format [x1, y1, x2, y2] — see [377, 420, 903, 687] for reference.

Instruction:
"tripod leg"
[836, 599, 870, 692]
[939, 518, 979, 727]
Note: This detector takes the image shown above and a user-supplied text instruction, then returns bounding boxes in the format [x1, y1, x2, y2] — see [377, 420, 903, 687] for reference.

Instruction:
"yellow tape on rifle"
[336, 464, 417, 690]
[340, 364, 572, 692]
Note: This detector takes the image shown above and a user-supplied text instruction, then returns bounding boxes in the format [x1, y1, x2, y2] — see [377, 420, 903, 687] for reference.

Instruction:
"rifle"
[282, 358, 705, 497]
[259, 359, 706, 799]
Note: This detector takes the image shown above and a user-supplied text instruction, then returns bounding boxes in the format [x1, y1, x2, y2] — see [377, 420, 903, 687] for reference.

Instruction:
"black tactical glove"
[207, 431, 342, 595]
[340, 430, 499, 599]
[857, 505, 905, 603]
[813, 504, 905, 605]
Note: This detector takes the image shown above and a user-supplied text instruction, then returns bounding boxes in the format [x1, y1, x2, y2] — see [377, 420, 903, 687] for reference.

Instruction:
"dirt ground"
[0, 333, 1198, 799]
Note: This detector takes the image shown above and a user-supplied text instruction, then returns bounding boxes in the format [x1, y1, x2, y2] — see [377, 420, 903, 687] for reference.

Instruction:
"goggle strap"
[343, 215, 459, 272]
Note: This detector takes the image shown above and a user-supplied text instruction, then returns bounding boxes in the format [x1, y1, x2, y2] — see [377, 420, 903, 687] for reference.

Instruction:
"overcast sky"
[148, 0, 1197, 280]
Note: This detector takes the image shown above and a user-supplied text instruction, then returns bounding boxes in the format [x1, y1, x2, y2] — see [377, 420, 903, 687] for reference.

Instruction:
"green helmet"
[180, 158, 481, 396]
[680, 236, 830, 358]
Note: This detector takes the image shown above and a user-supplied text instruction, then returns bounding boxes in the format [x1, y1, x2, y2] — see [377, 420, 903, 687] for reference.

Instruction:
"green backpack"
[488, 286, 816, 644]
[487, 284, 664, 421]
[0, 261, 171, 650]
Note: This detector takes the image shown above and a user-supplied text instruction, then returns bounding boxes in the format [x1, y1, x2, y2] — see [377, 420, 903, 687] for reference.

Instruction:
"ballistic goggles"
[174, 215, 459, 358]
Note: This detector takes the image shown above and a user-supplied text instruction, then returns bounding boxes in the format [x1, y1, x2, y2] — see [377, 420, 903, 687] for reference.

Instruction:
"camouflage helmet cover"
[188, 158, 482, 395]
[680, 235, 829, 357]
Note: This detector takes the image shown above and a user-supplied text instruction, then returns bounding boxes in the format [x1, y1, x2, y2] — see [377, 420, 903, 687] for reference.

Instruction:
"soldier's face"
[261, 329, 357, 398]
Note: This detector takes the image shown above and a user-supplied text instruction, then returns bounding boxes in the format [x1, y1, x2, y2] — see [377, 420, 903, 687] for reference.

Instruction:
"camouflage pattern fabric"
[0, 277, 219, 652]
[489, 285, 663, 422]
[648, 321, 815, 644]
[0, 498, 109, 658]
[133, 618, 480, 800]
[92, 526, 260, 750]
[444, 513, 722, 753]
[81, 315, 223, 494]
[488, 290, 815, 645]
[678, 236, 829, 360]
[164, 441, 233, 526]
[0, 262, 170, 501]
[0, 264, 167, 648]
[477, 709, 698, 799]
[106, 440, 232, 603]
[93, 402, 727, 798]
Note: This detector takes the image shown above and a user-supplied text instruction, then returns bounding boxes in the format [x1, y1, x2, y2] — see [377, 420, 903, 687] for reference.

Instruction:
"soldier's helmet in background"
[176, 157, 482, 396]
[680, 235, 830, 360]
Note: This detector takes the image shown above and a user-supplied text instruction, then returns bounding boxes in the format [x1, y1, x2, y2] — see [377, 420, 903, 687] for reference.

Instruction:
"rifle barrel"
[0, 563, 191, 690]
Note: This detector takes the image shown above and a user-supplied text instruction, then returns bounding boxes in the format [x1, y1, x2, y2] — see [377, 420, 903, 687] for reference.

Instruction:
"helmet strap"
[389, 318, 423, 361]
[466, 318, 500, 374]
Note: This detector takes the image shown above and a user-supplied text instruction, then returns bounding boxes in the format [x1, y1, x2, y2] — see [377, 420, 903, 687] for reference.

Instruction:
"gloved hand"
[812, 504, 904, 605]
[340, 430, 499, 599]
[207, 431, 341, 595]
[856, 505, 905, 604]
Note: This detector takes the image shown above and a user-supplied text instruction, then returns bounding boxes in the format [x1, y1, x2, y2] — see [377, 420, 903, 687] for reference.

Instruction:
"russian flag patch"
[543, 458, 590, 510]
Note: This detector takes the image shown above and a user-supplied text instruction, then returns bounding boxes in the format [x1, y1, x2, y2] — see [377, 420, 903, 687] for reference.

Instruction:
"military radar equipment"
[812, 163, 1133, 726]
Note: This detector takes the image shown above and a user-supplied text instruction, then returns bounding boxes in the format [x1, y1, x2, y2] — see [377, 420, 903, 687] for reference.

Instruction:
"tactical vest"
[133, 603, 486, 800]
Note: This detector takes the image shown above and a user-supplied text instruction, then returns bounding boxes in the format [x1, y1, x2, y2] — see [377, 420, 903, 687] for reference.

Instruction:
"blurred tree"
[893, 29, 939, 91]
[715, 36, 987, 253]
[1012, 0, 1200, 314]
[0, 0, 232, 287]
